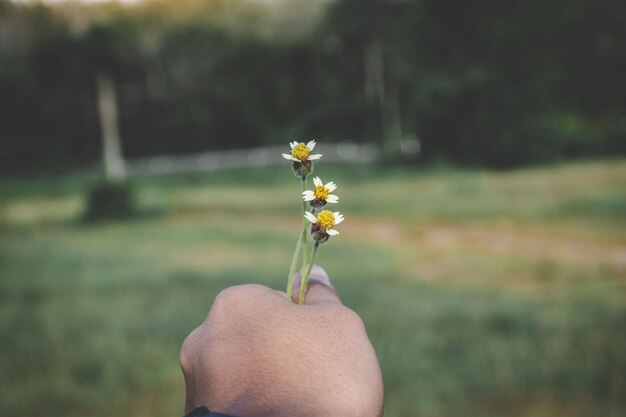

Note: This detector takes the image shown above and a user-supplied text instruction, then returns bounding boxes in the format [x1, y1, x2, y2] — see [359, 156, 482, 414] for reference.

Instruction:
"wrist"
[183, 405, 235, 417]
[187, 391, 292, 417]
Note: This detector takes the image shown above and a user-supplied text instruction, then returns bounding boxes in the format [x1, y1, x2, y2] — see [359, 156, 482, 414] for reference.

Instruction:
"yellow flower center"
[314, 185, 329, 201]
[317, 210, 335, 230]
[291, 143, 310, 161]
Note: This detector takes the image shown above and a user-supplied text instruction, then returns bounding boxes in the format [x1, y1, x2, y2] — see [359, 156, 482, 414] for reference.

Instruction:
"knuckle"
[180, 326, 203, 372]
[210, 284, 270, 325]
[211, 287, 243, 315]
[236, 283, 268, 299]
[212, 284, 266, 309]
[179, 335, 194, 372]
[212, 286, 239, 307]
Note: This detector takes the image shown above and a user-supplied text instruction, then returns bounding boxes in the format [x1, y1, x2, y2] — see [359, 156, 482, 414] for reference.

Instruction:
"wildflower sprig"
[282, 140, 344, 304]
[305, 210, 343, 241]
[282, 140, 321, 178]
[303, 177, 338, 209]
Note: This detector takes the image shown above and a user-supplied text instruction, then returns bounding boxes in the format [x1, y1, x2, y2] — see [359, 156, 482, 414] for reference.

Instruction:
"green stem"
[285, 233, 303, 300]
[286, 176, 309, 301]
[300, 176, 309, 272]
[298, 242, 320, 305]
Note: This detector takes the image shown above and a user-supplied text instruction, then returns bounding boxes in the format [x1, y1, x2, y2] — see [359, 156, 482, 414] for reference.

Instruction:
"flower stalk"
[282, 140, 343, 304]
[285, 229, 303, 300]
[300, 176, 309, 272]
[286, 176, 309, 300]
[298, 242, 320, 304]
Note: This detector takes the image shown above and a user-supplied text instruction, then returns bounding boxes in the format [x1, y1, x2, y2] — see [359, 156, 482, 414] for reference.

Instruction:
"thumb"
[291, 264, 342, 305]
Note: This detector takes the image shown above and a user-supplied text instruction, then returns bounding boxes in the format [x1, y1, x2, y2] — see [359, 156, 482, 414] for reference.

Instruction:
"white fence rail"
[125, 143, 380, 176]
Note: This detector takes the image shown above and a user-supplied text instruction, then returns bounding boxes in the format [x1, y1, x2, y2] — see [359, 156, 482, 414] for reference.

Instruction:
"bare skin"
[180, 265, 384, 417]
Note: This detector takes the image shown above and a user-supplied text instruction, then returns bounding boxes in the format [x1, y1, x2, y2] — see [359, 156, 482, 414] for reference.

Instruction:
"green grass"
[1, 159, 625, 417]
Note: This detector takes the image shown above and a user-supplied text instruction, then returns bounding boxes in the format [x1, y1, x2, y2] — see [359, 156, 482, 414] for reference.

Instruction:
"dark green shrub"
[84, 182, 135, 222]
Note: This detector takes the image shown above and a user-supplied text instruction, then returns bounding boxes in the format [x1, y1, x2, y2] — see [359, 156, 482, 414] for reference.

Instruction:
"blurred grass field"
[1, 159, 625, 417]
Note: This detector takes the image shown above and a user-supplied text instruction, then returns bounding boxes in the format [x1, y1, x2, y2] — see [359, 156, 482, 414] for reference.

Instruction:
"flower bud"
[308, 198, 326, 209]
[292, 160, 313, 178]
[310, 223, 330, 244]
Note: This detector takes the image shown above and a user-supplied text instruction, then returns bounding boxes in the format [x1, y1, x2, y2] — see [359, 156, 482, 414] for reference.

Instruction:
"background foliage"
[1, 2, 625, 415]
[1, 0, 624, 172]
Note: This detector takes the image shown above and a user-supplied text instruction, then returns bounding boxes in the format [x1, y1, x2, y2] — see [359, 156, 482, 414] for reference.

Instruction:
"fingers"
[291, 264, 342, 305]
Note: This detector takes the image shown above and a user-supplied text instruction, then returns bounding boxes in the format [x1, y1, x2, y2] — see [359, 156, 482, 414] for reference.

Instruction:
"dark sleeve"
[183, 405, 235, 417]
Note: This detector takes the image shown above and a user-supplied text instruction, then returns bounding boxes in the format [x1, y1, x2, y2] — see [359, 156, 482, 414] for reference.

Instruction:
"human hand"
[180, 265, 384, 417]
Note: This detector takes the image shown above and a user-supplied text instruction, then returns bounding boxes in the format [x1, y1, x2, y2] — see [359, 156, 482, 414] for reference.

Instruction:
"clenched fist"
[180, 266, 384, 417]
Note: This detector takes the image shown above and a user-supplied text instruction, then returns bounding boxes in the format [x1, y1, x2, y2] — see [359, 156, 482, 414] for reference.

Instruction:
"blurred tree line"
[0, 0, 624, 172]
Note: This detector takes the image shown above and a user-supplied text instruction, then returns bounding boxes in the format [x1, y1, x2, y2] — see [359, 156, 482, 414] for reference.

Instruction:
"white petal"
[302, 191, 315, 201]
[289, 142, 297, 149]
[326, 195, 339, 203]
[306, 140, 316, 151]
[333, 212, 344, 225]
[282, 153, 297, 161]
[304, 212, 318, 223]
[313, 176, 322, 187]
[308, 154, 322, 160]
[325, 182, 337, 192]
[327, 229, 339, 236]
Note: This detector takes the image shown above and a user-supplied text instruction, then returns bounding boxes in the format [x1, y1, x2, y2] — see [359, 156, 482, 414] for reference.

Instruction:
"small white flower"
[302, 176, 339, 205]
[281, 140, 322, 162]
[304, 209, 343, 239]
